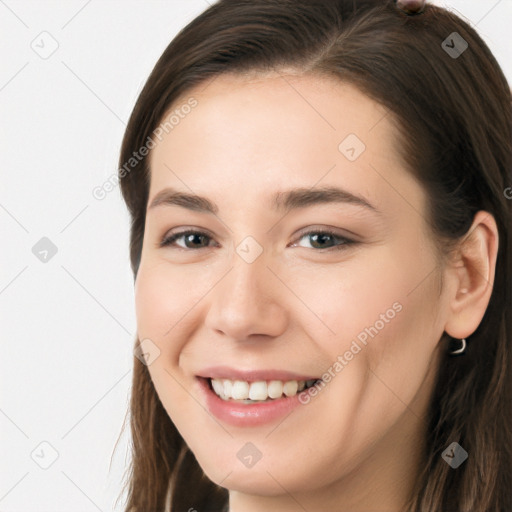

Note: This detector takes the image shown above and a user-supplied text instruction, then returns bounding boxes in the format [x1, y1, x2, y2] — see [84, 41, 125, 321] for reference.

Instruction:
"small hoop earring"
[449, 338, 467, 356]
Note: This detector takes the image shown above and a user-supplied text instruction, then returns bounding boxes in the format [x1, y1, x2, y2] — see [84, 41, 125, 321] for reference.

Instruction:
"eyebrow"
[148, 185, 380, 215]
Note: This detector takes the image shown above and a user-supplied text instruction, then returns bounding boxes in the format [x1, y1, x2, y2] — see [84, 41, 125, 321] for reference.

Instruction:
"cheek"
[134, 264, 170, 342]
[300, 242, 440, 373]
[134, 261, 202, 345]
[134, 263, 209, 430]
[133, 262, 195, 391]
[286, 253, 409, 350]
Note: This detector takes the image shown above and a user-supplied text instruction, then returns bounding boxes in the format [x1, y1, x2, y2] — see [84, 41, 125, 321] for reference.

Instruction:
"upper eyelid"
[162, 223, 356, 237]
[162, 226, 352, 239]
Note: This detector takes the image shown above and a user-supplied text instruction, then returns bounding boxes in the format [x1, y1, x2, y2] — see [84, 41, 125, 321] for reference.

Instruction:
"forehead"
[147, 72, 423, 221]
[150, 73, 398, 171]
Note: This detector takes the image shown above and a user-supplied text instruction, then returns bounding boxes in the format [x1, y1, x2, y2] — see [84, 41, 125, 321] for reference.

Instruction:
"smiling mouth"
[206, 377, 321, 403]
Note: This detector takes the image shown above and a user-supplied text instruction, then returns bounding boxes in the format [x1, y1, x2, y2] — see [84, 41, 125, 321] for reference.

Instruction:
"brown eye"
[160, 230, 213, 250]
[292, 229, 356, 251]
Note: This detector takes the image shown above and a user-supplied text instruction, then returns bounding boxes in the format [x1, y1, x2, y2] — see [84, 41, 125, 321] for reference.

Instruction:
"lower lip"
[196, 377, 312, 427]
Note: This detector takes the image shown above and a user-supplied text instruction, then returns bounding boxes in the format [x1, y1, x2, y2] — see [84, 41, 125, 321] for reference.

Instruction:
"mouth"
[195, 366, 323, 426]
[195, 373, 323, 427]
[206, 377, 321, 403]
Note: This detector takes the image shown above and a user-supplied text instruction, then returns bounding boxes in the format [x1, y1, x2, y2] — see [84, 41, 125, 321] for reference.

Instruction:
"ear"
[443, 211, 499, 340]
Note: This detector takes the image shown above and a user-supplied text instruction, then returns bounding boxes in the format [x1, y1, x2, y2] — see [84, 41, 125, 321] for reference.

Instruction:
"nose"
[204, 248, 288, 343]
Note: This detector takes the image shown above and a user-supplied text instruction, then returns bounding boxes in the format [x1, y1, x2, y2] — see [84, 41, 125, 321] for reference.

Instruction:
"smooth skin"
[134, 73, 498, 512]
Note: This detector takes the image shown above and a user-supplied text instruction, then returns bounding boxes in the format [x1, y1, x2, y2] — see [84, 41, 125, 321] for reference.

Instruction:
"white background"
[1, 1, 511, 510]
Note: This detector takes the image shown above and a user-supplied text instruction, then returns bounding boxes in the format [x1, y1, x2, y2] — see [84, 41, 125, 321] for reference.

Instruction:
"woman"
[116, 0, 512, 510]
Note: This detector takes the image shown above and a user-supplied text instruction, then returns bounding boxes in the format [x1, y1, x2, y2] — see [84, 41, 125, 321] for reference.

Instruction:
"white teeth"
[232, 380, 250, 400]
[283, 380, 298, 397]
[267, 380, 283, 399]
[248, 381, 267, 400]
[223, 379, 232, 398]
[210, 377, 317, 401]
[211, 379, 224, 396]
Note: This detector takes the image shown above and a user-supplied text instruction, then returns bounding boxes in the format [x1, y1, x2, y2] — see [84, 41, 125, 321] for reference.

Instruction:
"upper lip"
[197, 365, 320, 382]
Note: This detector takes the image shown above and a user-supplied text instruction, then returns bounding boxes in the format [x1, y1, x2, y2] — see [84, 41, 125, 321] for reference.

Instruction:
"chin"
[196, 450, 316, 496]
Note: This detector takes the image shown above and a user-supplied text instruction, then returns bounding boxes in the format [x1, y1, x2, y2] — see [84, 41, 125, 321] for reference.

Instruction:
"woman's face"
[135, 74, 448, 507]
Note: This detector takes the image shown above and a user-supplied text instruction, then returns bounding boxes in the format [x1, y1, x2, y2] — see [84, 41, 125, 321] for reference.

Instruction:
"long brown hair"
[115, 1, 512, 510]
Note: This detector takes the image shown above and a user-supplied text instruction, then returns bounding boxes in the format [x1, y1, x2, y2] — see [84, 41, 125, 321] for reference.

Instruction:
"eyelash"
[159, 228, 356, 252]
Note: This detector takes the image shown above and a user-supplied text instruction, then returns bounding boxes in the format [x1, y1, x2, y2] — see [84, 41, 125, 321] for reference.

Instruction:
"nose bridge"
[228, 243, 268, 303]
[220, 231, 271, 301]
[221, 243, 272, 314]
[204, 241, 287, 340]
